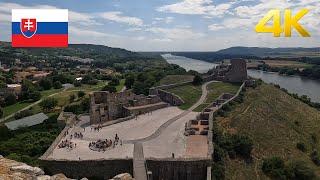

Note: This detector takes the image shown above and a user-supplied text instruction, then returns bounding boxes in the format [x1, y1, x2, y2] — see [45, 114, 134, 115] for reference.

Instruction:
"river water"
[163, 54, 320, 103]
[162, 54, 218, 73]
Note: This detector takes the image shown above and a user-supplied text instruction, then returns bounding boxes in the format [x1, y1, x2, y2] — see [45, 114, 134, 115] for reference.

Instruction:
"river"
[162, 54, 218, 73]
[163, 54, 320, 103]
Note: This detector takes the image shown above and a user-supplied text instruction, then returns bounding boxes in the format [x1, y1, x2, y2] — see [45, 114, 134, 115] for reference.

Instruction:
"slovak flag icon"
[12, 9, 68, 48]
[21, 19, 37, 38]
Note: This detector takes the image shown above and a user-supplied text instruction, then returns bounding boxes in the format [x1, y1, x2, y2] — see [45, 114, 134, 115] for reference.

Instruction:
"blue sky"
[0, 0, 319, 51]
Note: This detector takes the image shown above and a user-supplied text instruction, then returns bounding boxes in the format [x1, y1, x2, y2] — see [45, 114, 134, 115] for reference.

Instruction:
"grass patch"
[40, 88, 62, 97]
[3, 102, 33, 118]
[159, 75, 194, 86]
[167, 84, 202, 110]
[216, 84, 320, 179]
[116, 79, 125, 92]
[194, 82, 240, 112]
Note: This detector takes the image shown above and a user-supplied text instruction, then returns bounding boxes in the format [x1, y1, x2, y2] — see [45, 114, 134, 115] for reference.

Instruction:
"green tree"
[53, 81, 62, 89]
[125, 73, 135, 89]
[192, 75, 203, 85]
[29, 91, 41, 101]
[102, 85, 116, 93]
[39, 98, 58, 111]
[39, 78, 52, 90]
[77, 91, 85, 98]
[0, 107, 3, 118]
[21, 80, 41, 101]
[109, 77, 120, 86]
[5, 93, 16, 106]
[69, 94, 76, 103]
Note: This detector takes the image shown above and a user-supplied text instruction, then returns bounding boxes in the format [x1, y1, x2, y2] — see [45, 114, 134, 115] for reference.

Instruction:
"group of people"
[91, 125, 103, 132]
[72, 132, 83, 139]
[89, 134, 122, 152]
[58, 139, 76, 149]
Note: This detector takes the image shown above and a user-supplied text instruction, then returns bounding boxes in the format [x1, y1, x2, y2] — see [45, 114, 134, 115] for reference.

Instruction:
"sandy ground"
[143, 112, 198, 158]
[48, 139, 134, 160]
[185, 135, 208, 158]
[48, 107, 208, 160]
[83, 106, 184, 141]
[48, 107, 190, 160]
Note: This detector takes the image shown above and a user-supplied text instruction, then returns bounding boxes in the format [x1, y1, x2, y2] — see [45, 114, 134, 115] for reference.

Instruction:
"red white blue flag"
[12, 9, 68, 47]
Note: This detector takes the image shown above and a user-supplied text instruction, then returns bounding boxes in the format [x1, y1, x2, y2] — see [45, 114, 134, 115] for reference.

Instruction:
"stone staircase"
[133, 143, 148, 180]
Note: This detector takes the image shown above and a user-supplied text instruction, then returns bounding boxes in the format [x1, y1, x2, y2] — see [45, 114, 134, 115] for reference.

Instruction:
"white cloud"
[0, 2, 100, 26]
[69, 11, 101, 26]
[157, 0, 233, 17]
[147, 27, 205, 40]
[208, 24, 224, 31]
[153, 17, 174, 24]
[69, 26, 109, 38]
[100, 11, 143, 26]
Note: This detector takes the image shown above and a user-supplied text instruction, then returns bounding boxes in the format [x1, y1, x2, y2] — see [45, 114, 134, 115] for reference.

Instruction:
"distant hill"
[0, 41, 165, 67]
[170, 47, 320, 63]
[217, 84, 320, 179]
[216, 47, 320, 57]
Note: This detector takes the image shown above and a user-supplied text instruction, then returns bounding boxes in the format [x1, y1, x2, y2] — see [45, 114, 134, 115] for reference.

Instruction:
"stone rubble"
[0, 155, 72, 180]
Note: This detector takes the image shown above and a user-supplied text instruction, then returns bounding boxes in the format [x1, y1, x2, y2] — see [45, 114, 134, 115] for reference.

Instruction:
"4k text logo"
[255, 9, 310, 37]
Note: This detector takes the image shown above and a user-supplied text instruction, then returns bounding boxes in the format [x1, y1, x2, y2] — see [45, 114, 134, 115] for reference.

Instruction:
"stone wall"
[40, 125, 70, 160]
[146, 158, 210, 180]
[90, 90, 164, 125]
[150, 89, 185, 106]
[41, 159, 133, 179]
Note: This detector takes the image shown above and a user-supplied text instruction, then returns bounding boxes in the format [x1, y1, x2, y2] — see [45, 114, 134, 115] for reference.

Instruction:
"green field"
[159, 75, 194, 86]
[194, 82, 240, 111]
[167, 84, 202, 110]
[3, 88, 63, 118]
[216, 84, 320, 179]
[3, 102, 33, 118]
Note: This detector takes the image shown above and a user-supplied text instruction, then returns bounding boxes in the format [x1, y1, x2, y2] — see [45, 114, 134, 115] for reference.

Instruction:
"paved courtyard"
[48, 107, 208, 160]
[47, 81, 214, 161]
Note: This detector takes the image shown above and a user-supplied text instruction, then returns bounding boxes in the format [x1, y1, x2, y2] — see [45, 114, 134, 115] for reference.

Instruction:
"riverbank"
[248, 70, 320, 103]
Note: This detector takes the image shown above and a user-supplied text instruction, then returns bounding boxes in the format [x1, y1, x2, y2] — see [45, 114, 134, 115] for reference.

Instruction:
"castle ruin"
[90, 90, 168, 124]
[210, 58, 248, 83]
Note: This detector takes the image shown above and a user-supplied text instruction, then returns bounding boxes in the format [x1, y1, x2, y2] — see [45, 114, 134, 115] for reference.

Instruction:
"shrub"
[262, 157, 286, 179]
[39, 78, 52, 90]
[232, 134, 253, 158]
[14, 109, 33, 120]
[310, 150, 320, 166]
[77, 91, 85, 98]
[0, 107, 3, 118]
[102, 85, 116, 93]
[39, 98, 58, 111]
[192, 75, 203, 85]
[218, 134, 253, 159]
[109, 77, 120, 86]
[285, 160, 315, 180]
[211, 162, 225, 180]
[69, 94, 76, 103]
[296, 142, 306, 152]
[53, 81, 62, 89]
[5, 93, 16, 106]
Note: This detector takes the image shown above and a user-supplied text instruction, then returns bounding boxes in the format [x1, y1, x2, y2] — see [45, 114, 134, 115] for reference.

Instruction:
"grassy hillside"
[195, 82, 240, 112]
[216, 84, 320, 179]
[159, 75, 194, 85]
[166, 84, 202, 110]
